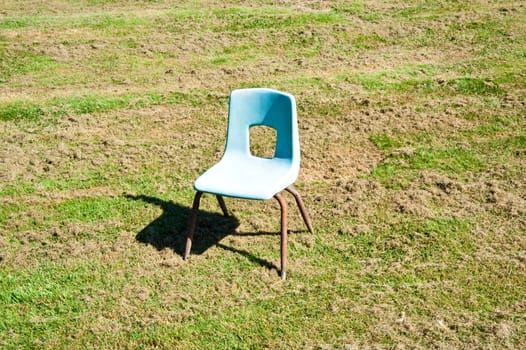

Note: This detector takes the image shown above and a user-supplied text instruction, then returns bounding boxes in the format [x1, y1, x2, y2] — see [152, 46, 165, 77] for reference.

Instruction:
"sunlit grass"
[0, 0, 525, 348]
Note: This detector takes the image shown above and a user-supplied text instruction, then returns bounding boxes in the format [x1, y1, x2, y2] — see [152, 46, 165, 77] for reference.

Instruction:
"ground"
[0, 0, 525, 348]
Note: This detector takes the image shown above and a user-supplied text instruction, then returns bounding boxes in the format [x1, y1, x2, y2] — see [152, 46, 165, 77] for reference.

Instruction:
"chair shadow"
[125, 194, 279, 271]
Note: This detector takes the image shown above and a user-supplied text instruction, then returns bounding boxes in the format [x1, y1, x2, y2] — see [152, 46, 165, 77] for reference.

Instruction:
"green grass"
[217, 12, 342, 32]
[348, 66, 505, 96]
[0, 95, 129, 121]
[0, 91, 225, 122]
[0, 182, 36, 197]
[0, 13, 150, 30]
[1, 1, 525, 348]
[370, 131, 488, 188]
[0, 261, 123, 347]
[369, 134, 402, 150]
[0, 49, 59, 82]
[164, 7, 344, 33]
[331, 1, 381, 21]
[395, 1, 468, 18]
[53, 197, 132, 224]
[0, 101, 45, 121]
[342, 63, 442, 93]
[448, 77, 505, 96]
[352, 33, 388, 49]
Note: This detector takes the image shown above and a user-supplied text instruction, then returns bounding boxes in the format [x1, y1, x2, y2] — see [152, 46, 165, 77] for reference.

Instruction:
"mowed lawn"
[1, 0, 525, 348]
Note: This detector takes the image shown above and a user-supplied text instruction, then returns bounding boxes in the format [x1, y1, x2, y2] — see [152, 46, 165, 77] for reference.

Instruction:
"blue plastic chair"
[184, 88, 313, 279]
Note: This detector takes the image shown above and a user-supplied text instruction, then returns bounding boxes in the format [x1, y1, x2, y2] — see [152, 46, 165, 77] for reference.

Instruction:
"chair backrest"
[224, 88, 299, 163]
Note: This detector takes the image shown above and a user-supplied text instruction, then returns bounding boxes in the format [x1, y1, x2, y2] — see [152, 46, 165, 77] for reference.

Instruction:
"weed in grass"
[396, 3, 460, 18]
[0, 16, 43, 29]
[407, 148, 484, 173]
[464, 21, 512, 43]
[35, 170, 111, 192]
[516, 48, 526, 59]
[369, 134, 402, 150]
[352, 71, 505, 96]
[53, 197, 135, 224]
[448, 77, 505, 96]
[352, 33, 387, 50]
[371, 163, 410, 190]
[0, 101, 45, 121]
[346, 64, 443, 93]
[216, 12, 342, 32]
[0, 262, 115, 347]
[331, 1, 364, 16]
[331, 1, 381, 22]
[410, 217, 474, 262]
[79, 14, 150, 30]
[344, 216, 474, 277]
[0, 95, 131, 122]
[486, 135, 526, 155]
[168, 7, 343, 33]
[372, 145, 484, 188]
[0, 13, 150, 31]
[118, 39, 140, 49]
[0, 203, 23, 227]
[210, 56, 230, 65]
[0, 91, 224, 122]
[354, 72, 389, 91]
[51, 94, 130, 115]
[0, 49, 58, 82]
[0, 182, 36, 197]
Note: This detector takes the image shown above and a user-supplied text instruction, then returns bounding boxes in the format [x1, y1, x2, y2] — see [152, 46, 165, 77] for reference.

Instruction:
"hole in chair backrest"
[249, 125, 277, 158]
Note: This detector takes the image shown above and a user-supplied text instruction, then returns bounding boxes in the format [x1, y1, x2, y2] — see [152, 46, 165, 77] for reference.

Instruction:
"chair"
[184, 88, 313, 280]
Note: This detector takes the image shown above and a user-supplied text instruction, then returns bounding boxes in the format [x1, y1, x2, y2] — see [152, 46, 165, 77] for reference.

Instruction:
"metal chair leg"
[216, 195, 229, 217]
[274, 193, 288, 280]
[184, 191, 203, 260]
[285, 186, 313, 233]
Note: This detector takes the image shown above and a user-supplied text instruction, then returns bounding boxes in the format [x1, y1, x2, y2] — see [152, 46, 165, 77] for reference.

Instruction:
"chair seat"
[194, 154, 299, 200]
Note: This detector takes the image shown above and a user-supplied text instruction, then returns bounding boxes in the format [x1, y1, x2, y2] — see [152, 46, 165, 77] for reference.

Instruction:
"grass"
[0, 13, 150, 30]
[345, 65, 507, 96]
[0, 101, 45, 121]
[0, 50, 58, 82]
[0, 91, 225, 122]
[1, 0, 525, 348]
[448, 77, 505, 96]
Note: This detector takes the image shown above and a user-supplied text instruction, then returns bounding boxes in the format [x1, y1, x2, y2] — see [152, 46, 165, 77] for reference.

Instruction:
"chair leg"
[274, 193, 288, 280]
[184, 191, 203, 260]
[216, 195, 229, 217]
[285, 186, 313, 233]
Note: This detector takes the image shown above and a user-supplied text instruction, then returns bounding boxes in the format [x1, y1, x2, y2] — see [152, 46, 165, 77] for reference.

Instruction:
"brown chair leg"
[285, 186, 313, 233]
[216, 195, 229, 217]
[274, 193, 288, 280]
[184, 191, 203, 260]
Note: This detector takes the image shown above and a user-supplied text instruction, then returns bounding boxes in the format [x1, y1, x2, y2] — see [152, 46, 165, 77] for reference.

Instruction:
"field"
[1, 0, 525, 348]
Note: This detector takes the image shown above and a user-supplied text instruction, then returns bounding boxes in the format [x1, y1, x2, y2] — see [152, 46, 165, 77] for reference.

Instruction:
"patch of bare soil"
[319, 178, 388, 219]
[409, 169, 526, 221]
[7, 221, 116, 267]
[0, 103, 217, 186]
[394, 189, 434, 217]
[6, 219, 192, 271]
[486, 180, 526, 218]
